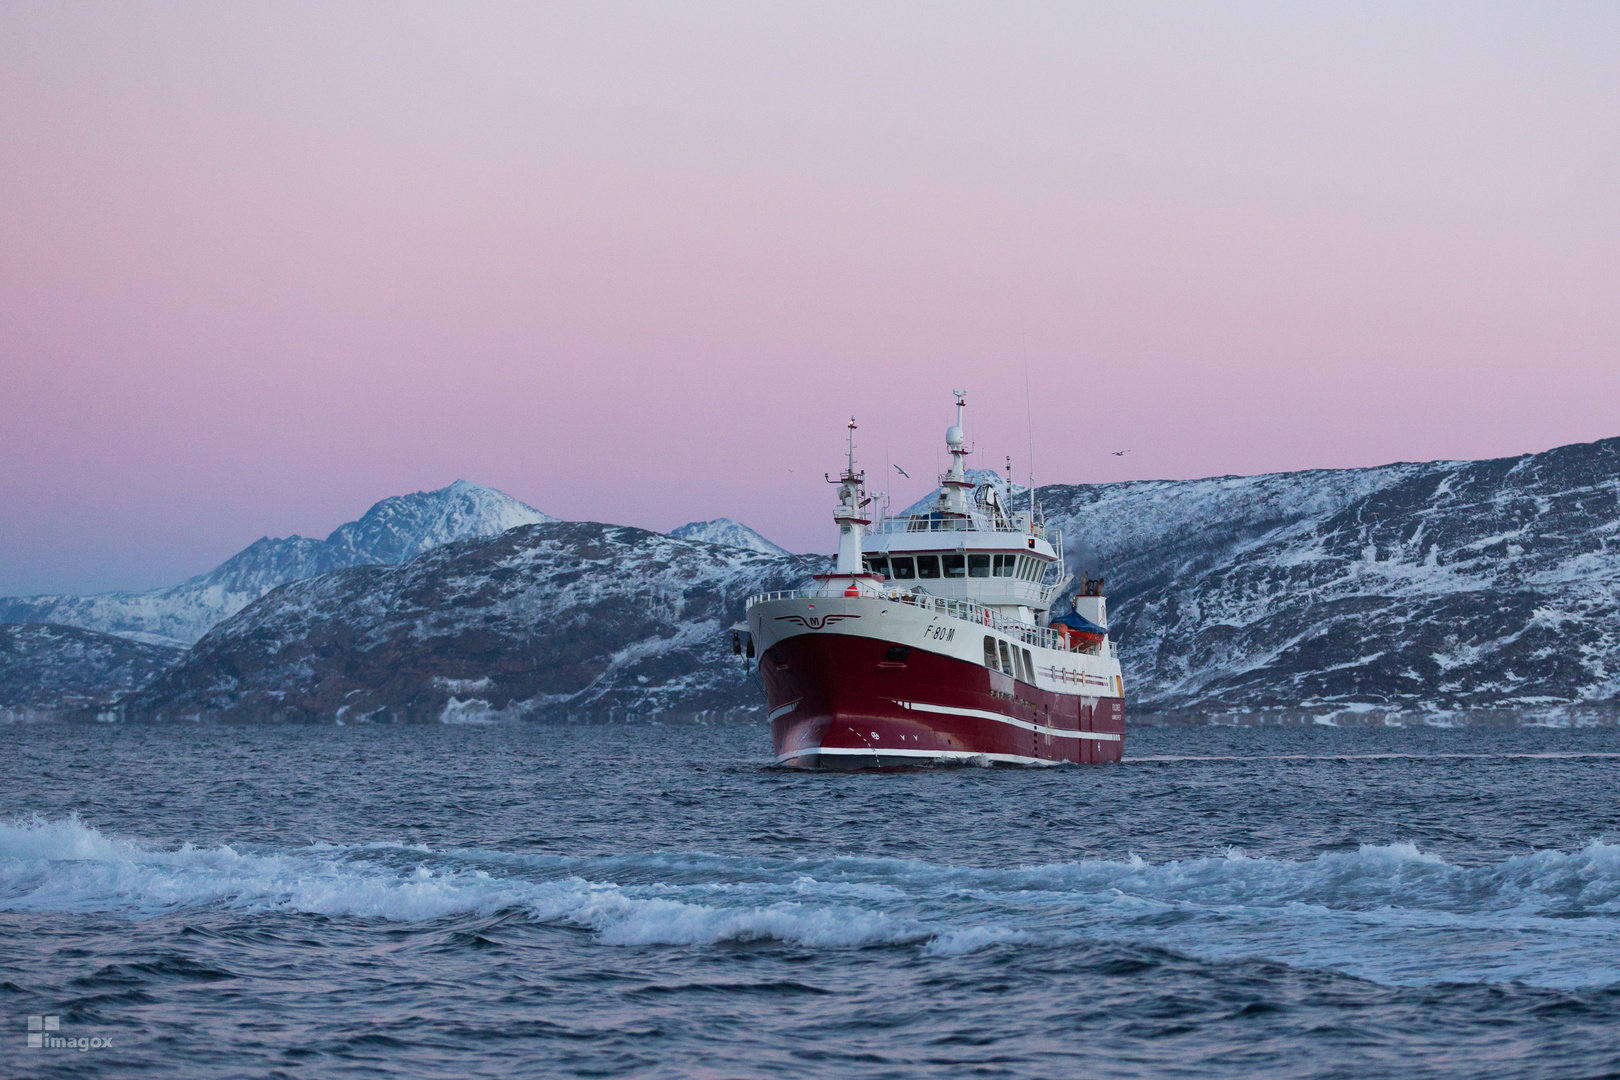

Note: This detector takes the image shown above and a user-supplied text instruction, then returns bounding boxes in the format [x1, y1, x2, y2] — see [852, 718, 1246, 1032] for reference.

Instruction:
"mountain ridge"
[8, 439, 1620, 723]
[0, 480, 553, 646]
[1040, 437, 1620, 713]
[123, 522, 827, 723]
[668, 518, 792, 556]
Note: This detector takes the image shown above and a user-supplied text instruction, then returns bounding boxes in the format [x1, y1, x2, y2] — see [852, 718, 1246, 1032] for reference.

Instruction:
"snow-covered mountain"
[125, 523, 827, 723]
[121, 435, 1620, 725]
[20, 439, 1620, 723]
[0, 481, 552, 646]
[0, 623, 182, 716]
[668, 518, 792, 556]
[1037, 438, 1620, 717]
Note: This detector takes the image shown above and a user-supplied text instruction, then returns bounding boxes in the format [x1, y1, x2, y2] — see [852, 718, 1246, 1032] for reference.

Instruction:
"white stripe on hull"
[893, 699, 1122, 741]
[767, 698, 802, 722]
[775, 746, 1065, 767]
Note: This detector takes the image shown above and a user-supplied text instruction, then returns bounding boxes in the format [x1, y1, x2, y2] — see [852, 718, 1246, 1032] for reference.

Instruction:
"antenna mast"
[828, 416, 869, 577]
[1025, 366, 1036, 528]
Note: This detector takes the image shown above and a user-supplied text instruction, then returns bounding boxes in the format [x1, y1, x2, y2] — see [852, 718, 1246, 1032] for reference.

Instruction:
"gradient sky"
[3, 2, 1617, 595]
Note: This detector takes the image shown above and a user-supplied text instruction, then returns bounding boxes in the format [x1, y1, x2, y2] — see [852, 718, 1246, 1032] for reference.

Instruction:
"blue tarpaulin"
[1051, 611, 1107, 636]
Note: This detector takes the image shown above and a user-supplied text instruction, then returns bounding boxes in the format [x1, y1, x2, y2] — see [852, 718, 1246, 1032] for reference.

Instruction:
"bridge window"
[968, 554, 990, 578]
[943, 554, 965, 578]
[865, 556, 888, 578]
[890, 556, 915, 580]
[993, 554, 1016, 577]
[916, 554, 941, 579]
[983, 636, 997, 669]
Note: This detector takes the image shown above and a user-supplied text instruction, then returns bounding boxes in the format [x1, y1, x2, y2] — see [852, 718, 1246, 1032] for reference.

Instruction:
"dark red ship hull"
[761, 632, 1125, 768]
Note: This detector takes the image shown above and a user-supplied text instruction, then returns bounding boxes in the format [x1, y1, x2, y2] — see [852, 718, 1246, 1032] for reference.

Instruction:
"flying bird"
[894, 464, 910, 478]
[1111, 450, 1130, 457]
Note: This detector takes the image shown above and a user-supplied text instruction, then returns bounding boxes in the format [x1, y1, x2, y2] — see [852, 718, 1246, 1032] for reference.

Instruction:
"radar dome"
[946, 424, 965, 447]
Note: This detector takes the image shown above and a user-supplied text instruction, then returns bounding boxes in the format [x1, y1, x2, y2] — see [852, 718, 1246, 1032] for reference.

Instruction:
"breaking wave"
[4, 815, 1618, 988]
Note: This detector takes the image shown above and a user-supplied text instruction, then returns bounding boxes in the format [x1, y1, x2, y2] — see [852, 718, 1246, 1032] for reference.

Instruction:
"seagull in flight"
[1111, 450, 1130, 457]
[894, 464, 910, 478]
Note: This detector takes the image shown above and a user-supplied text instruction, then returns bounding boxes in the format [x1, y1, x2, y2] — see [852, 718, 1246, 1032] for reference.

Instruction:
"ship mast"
[940, 389, 973, 516]
[830, 417, 869, 575]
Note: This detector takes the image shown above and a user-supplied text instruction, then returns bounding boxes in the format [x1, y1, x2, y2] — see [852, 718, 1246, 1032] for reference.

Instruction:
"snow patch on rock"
[668, 519, 791, 556]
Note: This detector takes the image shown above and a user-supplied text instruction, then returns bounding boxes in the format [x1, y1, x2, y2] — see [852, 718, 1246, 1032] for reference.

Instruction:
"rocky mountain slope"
[669, 518, 791, 556]
[1040, 437, 1620, 716]
[123, 523, 826, 723]
[0, 481, 552, 646]
[0, 624, 182, 716]
[17, 440, 1620, 724]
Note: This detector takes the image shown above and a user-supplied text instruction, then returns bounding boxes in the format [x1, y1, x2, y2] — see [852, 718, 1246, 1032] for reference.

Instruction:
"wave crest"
[5, 816, 1619, 987]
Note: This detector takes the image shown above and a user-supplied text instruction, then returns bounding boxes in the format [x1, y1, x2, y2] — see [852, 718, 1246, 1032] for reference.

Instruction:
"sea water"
[1, 721, 1617, 1078]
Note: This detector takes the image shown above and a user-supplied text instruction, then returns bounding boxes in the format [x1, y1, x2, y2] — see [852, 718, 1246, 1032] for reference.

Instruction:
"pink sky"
[3, 2, 1618, 595]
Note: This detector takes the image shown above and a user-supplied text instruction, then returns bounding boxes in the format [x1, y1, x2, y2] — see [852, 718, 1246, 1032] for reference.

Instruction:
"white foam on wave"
[0, 814, 533, 922]
[922, 925, 1046, 956]
[0, 816, 925, 950]
[547, 890, 926, 948]
[944, 839, 1620, 921]
[5, 815, 1620, 987]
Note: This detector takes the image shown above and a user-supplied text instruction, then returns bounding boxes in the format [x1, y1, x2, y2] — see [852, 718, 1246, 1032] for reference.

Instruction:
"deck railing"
[868, 515, 1051, 539]
[744, 588, 1111, 657]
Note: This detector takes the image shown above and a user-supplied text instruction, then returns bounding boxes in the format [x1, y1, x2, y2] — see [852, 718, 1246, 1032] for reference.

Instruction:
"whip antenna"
[1024, 362, 1036, 525]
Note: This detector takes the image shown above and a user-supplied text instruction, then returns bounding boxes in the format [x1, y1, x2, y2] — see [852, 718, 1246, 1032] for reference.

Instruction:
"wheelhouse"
[858, 393, 1066, 622]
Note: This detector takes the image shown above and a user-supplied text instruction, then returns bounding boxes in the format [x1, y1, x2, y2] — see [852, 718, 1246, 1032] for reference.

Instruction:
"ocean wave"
[4, 815, 1618, 987]
[0, 816, 926, 949]
[0, 814, 534, 922]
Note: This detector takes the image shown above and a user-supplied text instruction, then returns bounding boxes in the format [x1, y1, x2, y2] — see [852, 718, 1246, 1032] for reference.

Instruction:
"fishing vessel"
[744, 393, 1125, 768]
